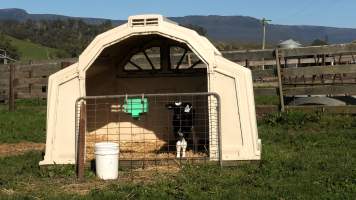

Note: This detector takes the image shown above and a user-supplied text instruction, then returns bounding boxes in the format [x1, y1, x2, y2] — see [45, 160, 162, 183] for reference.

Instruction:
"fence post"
[245, 59, 250, 68]
[9, 64, 15, 112]
[77, 101, 86, 181]
[275, 49, 285, 112]
[61, 61, 73, 69]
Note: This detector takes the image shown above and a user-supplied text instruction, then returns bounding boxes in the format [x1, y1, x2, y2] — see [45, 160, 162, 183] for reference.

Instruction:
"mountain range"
[1, 8, 356, 44]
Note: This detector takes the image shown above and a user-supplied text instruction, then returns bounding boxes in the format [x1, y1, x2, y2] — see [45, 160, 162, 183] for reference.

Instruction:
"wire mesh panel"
[76, 93, 220, 176]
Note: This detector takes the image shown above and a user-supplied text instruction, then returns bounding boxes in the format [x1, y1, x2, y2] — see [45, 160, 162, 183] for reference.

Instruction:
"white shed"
[40, 14, 261, 165]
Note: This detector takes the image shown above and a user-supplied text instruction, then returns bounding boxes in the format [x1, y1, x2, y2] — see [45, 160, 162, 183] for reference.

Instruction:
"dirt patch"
[60, 180, 109, 195]
[61, 166, 180, 195]
[0, 142, 45, 157]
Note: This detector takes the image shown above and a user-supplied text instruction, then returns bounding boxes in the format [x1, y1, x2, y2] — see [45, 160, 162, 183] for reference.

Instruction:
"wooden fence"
[224, 43, 356, 112]
[0, 59, 76, 102]
[1, 43, 356, 113]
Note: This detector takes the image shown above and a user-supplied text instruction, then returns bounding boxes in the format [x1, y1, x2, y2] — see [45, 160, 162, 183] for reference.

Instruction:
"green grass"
[0, 99, 46, 143]
[4, 35, 68, 61]
[0, 110, 355, 199]
[255, 95, 280, 105]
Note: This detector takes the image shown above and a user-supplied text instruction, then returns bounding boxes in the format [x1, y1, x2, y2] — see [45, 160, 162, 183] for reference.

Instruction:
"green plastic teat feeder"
[124, 97, 148, 118]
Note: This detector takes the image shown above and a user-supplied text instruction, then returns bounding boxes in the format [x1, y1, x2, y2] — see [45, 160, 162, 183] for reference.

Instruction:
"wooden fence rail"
[1, 43, 356, 113]
[0, 58, 76, 102]
[227, 43, 356, 111]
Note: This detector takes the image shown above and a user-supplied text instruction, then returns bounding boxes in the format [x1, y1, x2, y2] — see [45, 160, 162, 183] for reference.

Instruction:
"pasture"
[0, 100, 355, 199]
[3, 35, 67, 61]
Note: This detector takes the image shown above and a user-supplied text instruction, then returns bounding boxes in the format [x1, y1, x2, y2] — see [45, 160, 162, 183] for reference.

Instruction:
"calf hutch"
[40, 15, 261, 167]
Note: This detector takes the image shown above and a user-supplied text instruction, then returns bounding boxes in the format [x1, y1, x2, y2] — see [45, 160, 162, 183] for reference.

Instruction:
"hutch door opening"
[81, 34, 220, 167]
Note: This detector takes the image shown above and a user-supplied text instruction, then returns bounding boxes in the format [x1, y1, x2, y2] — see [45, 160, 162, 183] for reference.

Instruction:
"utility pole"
[261, 18, 271, 70]
[261, 17, 272, 50]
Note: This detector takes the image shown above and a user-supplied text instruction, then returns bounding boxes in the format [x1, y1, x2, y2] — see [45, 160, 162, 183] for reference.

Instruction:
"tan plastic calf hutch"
[39, 14, 261, 166]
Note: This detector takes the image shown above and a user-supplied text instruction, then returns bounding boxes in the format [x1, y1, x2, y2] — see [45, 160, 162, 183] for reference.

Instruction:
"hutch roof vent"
[128, 14, 177, 27]
[129, 15, 160, 27]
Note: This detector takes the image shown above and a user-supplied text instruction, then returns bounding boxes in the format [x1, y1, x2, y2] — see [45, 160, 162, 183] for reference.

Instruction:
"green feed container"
[123, 97, 148, 118]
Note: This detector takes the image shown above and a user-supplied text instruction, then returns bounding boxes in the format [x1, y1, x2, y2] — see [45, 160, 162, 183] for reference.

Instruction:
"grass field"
[4, 35, 68, 61]
[0, 101, 355, 199]
[0, 100, 46, 143]
[254, 95, 279, 105]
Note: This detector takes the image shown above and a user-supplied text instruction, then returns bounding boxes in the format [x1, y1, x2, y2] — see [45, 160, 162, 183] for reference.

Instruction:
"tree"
[311, 39, 328, 46]
[100, 20, 113, 30]
[181, 24, 207, 36]
[0, 19, 114, 58]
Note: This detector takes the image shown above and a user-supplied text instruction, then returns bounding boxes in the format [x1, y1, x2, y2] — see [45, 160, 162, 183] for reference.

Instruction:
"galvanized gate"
[75, 93, 221, 179]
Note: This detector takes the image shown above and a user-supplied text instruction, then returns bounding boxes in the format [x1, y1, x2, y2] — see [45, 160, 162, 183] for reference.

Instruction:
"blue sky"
[1, 0, 356, 28]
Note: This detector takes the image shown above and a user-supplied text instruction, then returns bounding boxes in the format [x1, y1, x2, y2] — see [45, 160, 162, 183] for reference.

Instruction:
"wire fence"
[75, 93, 221, 178]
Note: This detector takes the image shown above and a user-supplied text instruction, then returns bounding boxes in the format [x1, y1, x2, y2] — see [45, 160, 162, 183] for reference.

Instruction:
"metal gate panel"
[75, 92, 221, 173]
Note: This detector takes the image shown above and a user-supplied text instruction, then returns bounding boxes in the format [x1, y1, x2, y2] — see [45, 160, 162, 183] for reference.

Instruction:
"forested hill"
[0, 8, 124, 25]
[0, 19, 113, 57]
[2, 8, 356, 45]
[170, 16, 356, 44]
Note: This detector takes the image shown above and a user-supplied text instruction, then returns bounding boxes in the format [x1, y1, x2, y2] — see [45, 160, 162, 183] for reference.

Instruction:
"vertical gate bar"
[178, 95, 182, 166]
[204, 95, 207, 164]
[210, 94, 214, 161]
[77, 101, 86, 181]
[154, 97, 156, 173]
[117, 97, 121, 175]
[130, 103, 133, 178]
[94, 98, 97, 160]
[106, 102, 109, 142]
[215, 94, 222, 168]
[154, 96, 157, 172]
[191, 94, 197, 154]
[143, 96, 146, 169]
[74, 100, 79, 169]
[166, 95, 170, 168]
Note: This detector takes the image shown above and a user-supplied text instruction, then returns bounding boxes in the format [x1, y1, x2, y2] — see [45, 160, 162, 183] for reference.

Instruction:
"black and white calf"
[166, 101, 194, 158]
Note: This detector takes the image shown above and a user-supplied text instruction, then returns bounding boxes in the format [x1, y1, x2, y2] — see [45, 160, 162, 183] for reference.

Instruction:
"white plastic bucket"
[95, 142, 119, 180]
